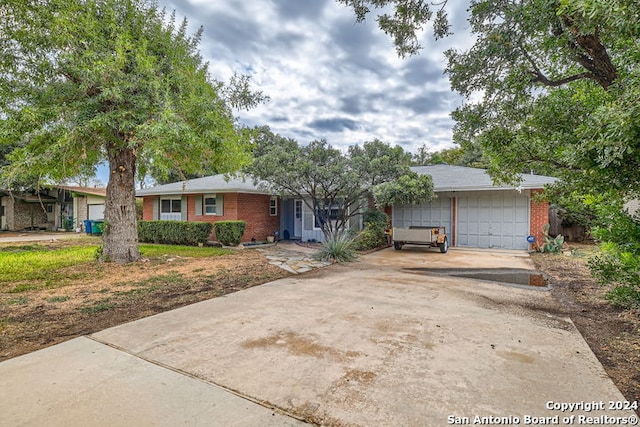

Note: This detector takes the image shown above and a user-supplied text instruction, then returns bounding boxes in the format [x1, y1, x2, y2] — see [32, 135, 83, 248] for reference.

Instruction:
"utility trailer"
[391, 226, 449, 253]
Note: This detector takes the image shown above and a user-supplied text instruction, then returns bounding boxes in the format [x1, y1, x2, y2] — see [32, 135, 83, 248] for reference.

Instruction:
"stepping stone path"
[258, 244, 332, 274]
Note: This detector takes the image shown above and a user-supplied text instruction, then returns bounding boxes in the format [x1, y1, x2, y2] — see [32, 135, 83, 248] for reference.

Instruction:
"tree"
[338, 0, 452, 57]
[247, 128, 434, 237]
[411, 144, 487, 168]
[0, 0, 263, 262]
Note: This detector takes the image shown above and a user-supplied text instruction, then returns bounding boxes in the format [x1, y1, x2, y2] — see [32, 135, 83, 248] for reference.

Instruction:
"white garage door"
[88, 204, 105, 220]
[457, 191, 529, 250]
[393, 197, 452, 232]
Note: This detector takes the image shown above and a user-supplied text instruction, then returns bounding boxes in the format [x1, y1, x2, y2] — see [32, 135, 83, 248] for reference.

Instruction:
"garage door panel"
[457, 192, 529, 250]
[393, 198, 452, 232]
[88, 204, 105, 220]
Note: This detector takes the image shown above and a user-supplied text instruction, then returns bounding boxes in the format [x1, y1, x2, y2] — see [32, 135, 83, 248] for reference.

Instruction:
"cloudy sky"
[162, 0, 473, 155]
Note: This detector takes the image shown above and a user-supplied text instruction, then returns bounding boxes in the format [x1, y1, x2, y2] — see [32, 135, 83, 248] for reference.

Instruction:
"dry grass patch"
[0, 241, 289, 361]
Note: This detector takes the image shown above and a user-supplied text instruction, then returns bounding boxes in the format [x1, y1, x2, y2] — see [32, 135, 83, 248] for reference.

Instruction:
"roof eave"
[136, 188, 273, 197]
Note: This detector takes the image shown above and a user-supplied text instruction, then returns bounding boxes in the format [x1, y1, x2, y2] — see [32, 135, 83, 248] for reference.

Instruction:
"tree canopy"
[247, 128, 434, 237]
[0, 0, 263, 262]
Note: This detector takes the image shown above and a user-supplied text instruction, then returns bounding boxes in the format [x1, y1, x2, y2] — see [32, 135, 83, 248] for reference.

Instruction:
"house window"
[270, 197, 277, 216]
[204, 196, 217, 215]
[160, 198, 181, 220]
[295, 200, 302, 219]
[45, 204, 54, 213]
[314, 203, 343, 229]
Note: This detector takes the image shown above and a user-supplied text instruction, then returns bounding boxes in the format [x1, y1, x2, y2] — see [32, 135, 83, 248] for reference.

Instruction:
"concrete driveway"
[1, 247, 635, 426]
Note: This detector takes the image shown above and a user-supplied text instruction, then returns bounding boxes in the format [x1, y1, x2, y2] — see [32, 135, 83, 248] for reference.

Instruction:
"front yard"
[0, 237, 289, 361]
[0, 238, 638, 408]
[533, 245, 640, 405]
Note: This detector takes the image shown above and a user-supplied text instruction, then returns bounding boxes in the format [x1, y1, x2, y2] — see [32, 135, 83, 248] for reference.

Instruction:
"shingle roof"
[136, 174, 268, 197]
[135, 166, 558, 197]
[411, 165, 558, 192]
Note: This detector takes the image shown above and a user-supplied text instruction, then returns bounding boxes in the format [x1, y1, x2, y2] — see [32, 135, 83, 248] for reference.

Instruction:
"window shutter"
[152, 197, 159, 220]
[195, 195, 202, 216]
[181, 196, 187, 220]
[216, 194, 224, 216]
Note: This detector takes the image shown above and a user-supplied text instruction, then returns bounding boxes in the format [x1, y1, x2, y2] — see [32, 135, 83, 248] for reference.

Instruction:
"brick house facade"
[142, 192, 279, 242]
[138, 174, 281, 243]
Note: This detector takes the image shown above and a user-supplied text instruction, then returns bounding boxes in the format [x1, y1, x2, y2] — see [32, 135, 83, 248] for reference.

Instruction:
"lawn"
[0, 239, 289, 361]
[0, 243, 230, 291]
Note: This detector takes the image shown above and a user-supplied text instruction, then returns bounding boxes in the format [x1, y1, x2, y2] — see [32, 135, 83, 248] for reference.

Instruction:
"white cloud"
[162, 0, 472, 154]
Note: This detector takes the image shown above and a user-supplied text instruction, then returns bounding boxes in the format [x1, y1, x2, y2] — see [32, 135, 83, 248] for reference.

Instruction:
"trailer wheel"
[393, 242, 403, 250]
[439, 238, 448, 253]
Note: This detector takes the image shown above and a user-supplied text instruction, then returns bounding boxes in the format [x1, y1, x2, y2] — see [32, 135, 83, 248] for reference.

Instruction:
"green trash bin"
[92, 220, 105, 235]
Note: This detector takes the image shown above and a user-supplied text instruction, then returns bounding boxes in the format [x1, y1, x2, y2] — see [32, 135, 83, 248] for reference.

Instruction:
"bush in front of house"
[138, 220, 213, 246]
[214, 220, 246, 246]
[353, 208, 390, 251]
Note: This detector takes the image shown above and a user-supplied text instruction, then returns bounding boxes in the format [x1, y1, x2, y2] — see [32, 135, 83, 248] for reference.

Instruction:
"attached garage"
[392, 165, 558, 251]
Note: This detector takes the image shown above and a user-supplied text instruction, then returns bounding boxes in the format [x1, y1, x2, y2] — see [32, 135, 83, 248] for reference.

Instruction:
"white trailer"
[391, 226, 448, 253]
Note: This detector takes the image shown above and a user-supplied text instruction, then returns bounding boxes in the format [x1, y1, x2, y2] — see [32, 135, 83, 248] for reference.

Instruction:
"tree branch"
[519, 41, 595, 87]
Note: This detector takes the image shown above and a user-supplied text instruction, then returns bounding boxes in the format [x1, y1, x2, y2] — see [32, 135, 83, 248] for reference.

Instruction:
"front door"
[294, 199, 303, 238]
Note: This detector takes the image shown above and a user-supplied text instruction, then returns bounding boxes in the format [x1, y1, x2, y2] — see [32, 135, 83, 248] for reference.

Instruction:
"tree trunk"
[102, 146, 140, 263]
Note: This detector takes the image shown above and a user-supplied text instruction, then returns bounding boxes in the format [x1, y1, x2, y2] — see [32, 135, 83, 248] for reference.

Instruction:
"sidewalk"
[0, 337, 306, 426]
[0, 231, 88, 244]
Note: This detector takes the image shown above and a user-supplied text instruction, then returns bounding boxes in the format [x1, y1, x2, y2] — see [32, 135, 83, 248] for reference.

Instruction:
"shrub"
[214, 220, 247, 246]
[315, 231, 357, 263]
[586, 197, 640, 309]
[538, 224, 564, 253]
[138, 221, 213, 246]
[353, 209, 389, 251]
[362, 208, 389, 228]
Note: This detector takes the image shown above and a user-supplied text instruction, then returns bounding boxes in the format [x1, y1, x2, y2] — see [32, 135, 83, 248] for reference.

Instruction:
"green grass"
[0, 244, 48, 253]
[0, 243, 231, 290]
[6, 296, 30, 305]
[0, 246, 98, 284]
[139, 244, 231, 258]
[79, 299, 114, 314]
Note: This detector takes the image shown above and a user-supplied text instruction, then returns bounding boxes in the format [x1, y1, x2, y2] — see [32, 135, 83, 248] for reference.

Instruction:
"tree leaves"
[246, 128, 429, 236]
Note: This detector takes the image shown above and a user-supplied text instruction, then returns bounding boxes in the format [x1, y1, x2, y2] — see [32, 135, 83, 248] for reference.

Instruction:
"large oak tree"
[0, 0, 262, 262]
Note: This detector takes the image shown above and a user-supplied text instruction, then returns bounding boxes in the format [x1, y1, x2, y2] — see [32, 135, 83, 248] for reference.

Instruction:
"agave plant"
[315, 231, 357, 263]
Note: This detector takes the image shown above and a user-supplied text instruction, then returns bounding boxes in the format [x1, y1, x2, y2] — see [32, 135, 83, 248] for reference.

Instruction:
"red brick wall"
[236, 193, 280, 241]
[142, 197, 155, 221]
[384, 205, 393, 227]
[529, 189, 550, 250]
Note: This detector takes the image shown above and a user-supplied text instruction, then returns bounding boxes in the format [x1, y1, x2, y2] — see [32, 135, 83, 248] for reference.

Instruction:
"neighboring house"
[0, 186, 106, 232]
[57, 186, 107, 230]
[137, 165, 558, 250]
[391, 165, 558, 250]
